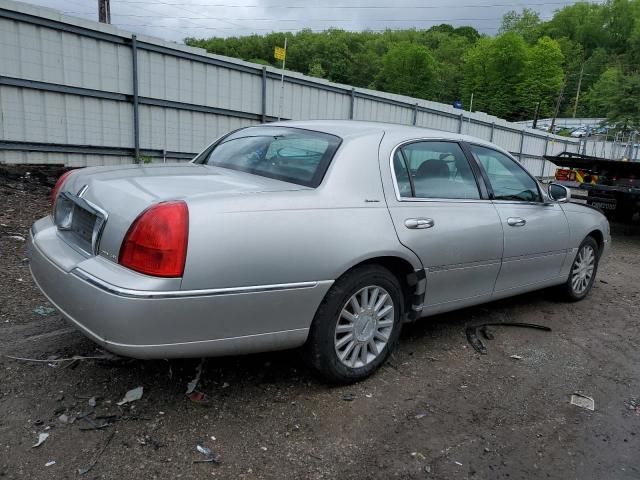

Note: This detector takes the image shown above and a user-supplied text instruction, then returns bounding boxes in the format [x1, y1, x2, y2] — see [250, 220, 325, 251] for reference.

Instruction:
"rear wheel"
[558, 236, 599, 302]
[304, 265, 403, 384]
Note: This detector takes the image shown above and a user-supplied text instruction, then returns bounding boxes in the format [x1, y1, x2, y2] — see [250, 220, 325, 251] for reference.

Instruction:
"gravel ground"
[1, 169, 639, 480]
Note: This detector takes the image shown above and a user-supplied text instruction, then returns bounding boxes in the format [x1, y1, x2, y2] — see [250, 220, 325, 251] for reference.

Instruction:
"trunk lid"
[58, 163, 309, 262]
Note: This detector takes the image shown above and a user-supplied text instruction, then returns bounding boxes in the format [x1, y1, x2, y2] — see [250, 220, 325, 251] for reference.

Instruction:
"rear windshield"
[198, 127, 342, 187]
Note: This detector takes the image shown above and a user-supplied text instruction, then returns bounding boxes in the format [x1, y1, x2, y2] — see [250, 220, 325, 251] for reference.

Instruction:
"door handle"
[507, 217, 527, 227]
[405, 218, 435, 229]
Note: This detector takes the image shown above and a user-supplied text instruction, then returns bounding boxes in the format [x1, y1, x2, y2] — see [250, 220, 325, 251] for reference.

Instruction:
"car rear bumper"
[28, 217, 332, 359]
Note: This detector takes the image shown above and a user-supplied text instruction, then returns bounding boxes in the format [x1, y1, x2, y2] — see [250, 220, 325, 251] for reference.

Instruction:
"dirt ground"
[1, 168, 639, 480]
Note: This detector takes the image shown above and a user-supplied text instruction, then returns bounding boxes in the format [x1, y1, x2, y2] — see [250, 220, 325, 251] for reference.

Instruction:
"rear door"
[381, 139, 503, 311]
[468, 144, 570, 292]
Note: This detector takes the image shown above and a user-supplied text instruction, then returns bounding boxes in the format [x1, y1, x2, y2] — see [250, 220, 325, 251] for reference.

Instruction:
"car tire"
[558, 236, 600, 302]
[304, 264, 404, 384]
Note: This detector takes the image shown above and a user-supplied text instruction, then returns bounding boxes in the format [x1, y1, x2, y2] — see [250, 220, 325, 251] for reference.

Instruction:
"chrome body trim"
[72, 268, 321, 299]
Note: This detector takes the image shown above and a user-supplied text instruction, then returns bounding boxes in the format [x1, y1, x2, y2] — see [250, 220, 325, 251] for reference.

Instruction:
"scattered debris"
[454, 461, 463, 466]
[510, 355, 523, 360]
[466, 322, 552, 354]
[33, 305, 56, 316]
[88, 397, 97, 407]
[260, 446, 268, 451]
[424, 465, 432, 473]
[45, 461, 56, 467]
[187, 391, 211, 405]
[411, 452, 426, 460]
[570, 393, 595, 411]
[342, 393, 356, 401]
[117, 386, 144, 406]
[414, 412, 427, 419]
[6, 353, 118, 366]
[194, 442, 221, 464]
[58, 414, 69, 424]
[32, 432, 49, 448]
[186, 359, 204, 395]
[625, 398, 640, 415]
[221, 382, 230, 389]
[78, 431, 115, 476]
[137, 434, 163, 450]
[6, 234, 25, 241]
[599, 279, 608, 284]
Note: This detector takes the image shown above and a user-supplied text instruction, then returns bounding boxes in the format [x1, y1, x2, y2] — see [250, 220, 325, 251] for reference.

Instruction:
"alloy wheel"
[334, 286, 395, 368]
[571, 244, 595, 295]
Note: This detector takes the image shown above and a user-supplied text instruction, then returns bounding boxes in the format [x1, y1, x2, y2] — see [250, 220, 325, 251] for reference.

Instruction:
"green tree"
[585, 68, 640, 129]
[375, 42, 439, 100]
[308, 60, 326, 79]
[517, 37, 565, 118]
[462, 33, 528, 119]
[500, 8, 542, 43]
[184, 0, 640, 123]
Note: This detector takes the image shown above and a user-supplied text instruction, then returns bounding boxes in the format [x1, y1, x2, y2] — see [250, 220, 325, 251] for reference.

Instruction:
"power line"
[101, 0, 581, 8]
[62, 12, 541, 22]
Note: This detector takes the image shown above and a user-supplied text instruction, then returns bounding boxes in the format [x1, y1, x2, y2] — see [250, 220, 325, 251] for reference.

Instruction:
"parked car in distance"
[570, 127, 590, 138]
[29, 121, 611, 383]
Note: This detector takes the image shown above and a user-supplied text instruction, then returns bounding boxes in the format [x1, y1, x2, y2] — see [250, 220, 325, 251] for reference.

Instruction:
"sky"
[22, 0, 586, 42]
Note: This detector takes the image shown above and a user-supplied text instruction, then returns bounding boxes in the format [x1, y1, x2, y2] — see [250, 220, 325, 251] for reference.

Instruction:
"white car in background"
[570, 127, 590, 138]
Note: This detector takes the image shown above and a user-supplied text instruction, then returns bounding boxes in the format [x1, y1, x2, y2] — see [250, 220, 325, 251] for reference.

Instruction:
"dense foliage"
[186, 0, 640, 127]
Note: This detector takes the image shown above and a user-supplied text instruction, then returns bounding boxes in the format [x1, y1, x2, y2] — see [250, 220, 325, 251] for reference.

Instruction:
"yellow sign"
[274, 46, 286, 61]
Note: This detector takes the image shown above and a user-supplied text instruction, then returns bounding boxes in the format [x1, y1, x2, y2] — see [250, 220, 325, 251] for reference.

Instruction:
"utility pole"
[98, 0, 111, 24]
[550, 79, 566, 134]
[572, 62, 585, 118]
[532, 100, 541, 129]
[277, 36, 287, 121]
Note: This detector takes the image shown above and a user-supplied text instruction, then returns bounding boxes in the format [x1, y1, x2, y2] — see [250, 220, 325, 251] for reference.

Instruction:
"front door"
[468, 144, 570, 293]
[383, 140, 503, 310]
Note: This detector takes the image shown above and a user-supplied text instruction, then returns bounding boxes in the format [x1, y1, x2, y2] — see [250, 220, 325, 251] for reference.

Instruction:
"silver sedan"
[29, 121, 611, 383]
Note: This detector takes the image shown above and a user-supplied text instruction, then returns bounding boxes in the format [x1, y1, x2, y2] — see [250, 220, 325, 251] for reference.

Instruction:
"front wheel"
[304, 265, 404, 384]
[558, 236, 599, 301]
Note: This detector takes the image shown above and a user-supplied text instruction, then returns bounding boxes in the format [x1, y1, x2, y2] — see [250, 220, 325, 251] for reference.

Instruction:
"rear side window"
[393, 141, 480, 199]
[470, 145, 541, 202]
[200, 127, 341, 187]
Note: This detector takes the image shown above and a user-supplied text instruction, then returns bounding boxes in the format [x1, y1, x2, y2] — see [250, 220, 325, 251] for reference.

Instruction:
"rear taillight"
[118, 201, 189, 278]
[51, 170, 74, 212]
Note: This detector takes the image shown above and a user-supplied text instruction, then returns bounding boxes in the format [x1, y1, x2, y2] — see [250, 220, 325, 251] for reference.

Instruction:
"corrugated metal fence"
[0, 0, 581, 177]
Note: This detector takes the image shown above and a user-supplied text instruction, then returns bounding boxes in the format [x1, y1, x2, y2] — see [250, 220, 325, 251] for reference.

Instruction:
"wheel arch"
[586, 229, 604, 254]
[334, 255, 425, 322]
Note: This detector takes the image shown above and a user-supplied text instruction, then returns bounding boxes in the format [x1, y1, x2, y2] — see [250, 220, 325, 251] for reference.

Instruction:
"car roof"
[261, 119, 498, 148]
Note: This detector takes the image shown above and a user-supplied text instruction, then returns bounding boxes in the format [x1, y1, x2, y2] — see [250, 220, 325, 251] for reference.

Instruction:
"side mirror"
[548, 183, 571, 203]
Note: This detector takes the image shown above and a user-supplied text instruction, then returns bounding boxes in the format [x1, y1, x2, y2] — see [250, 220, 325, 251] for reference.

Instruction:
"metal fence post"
[489, 122, 495, 142]
[261, 67, 267, 123]
[349, 88, 355, 120]
[412, 103, 418, 126]
[518, 130, 525, 162]
[131, 34, 140, 162]
[458, 114, 463, 133]
[541, 136, 550, 177]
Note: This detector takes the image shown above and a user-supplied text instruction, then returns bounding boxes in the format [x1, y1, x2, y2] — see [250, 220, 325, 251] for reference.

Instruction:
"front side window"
[199, 127, 341, 187]
[393, 141, 480, 200]
[470, 145, 541, 202]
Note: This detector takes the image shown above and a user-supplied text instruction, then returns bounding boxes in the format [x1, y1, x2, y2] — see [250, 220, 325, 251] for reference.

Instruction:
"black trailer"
[545, 152, 640, 223]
